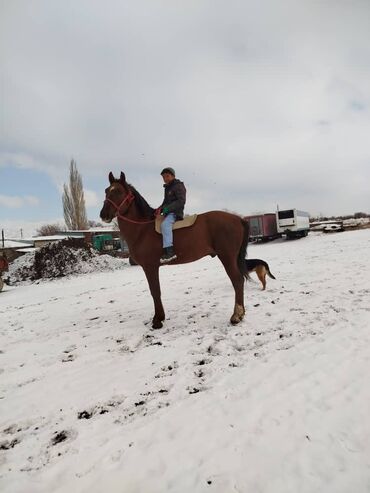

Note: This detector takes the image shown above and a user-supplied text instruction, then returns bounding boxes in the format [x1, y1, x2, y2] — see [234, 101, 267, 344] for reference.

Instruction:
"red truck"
[244, 213, 279, 242]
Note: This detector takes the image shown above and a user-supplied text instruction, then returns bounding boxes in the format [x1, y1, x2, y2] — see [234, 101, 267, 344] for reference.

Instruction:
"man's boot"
[160, 246, 177, 264]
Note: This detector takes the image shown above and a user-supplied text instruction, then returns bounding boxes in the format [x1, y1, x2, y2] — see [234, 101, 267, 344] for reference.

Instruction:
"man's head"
[161, 167, 176, 184]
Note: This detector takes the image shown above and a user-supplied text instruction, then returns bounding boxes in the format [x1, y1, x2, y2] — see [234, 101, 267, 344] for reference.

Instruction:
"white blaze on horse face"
[101, 185, 120, 223]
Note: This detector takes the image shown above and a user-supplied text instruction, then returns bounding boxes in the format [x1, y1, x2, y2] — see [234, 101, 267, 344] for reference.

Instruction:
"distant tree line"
[36, 220, 104, 237]
[310, 212, 370, 222]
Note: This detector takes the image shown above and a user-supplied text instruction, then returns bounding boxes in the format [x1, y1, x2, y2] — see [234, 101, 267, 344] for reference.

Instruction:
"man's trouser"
[161, 213, 176, 248]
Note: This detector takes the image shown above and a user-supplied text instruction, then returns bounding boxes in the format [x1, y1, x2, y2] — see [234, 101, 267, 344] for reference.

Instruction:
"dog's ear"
[109, 172, 115, 184]
[119, 172, 126, 184]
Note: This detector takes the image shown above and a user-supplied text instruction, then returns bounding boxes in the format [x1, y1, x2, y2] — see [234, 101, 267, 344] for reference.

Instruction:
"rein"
[104, 191, 155, 225]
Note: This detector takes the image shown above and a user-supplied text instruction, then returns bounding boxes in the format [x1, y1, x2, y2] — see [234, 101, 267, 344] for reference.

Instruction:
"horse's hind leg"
[218, 255, 245, 324]
[143, 266, 165, 329]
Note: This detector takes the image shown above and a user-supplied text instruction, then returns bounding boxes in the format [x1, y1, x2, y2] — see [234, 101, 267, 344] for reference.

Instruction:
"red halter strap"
[104, 191, 155, 225]
[104, 191, 134, 213]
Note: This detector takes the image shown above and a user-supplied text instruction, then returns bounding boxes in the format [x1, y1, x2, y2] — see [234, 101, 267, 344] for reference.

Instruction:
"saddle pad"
[155, 214, 197, 234]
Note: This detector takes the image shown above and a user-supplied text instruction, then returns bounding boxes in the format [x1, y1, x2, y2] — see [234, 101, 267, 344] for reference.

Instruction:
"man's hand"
[154, 207, 162, 216]
[162, 206, 170, 216]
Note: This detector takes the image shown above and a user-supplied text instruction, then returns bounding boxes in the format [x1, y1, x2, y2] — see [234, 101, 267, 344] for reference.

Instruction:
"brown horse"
[100, 172, 249, 329]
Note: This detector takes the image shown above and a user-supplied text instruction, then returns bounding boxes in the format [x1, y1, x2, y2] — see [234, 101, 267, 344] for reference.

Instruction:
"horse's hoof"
[230, 305, 245, 324]
[152, 319, 163, 329]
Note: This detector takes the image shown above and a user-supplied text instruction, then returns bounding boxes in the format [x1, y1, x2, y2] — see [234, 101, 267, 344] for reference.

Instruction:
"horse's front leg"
[142, 265, 165, 329]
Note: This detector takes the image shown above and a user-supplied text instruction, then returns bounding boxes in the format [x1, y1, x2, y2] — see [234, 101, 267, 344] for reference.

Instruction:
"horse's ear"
[109, 171, 115, 184]
[119, 172, 126, 184]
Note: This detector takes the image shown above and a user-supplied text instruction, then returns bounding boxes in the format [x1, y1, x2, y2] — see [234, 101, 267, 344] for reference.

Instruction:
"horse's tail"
[237, 219, 249, 278]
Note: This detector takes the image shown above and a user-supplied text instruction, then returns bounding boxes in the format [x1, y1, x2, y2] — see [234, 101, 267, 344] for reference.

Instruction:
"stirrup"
[160, 253, 177, 264]
[160, 247, 177, 264]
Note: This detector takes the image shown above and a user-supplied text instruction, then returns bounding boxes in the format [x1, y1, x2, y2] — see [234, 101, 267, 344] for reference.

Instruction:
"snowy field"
[1, 229, 370, 493]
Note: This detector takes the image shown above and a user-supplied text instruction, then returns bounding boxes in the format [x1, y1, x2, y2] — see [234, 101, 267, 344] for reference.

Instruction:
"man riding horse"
[157, 167, 186, 264]
[100, 171, 249, 328]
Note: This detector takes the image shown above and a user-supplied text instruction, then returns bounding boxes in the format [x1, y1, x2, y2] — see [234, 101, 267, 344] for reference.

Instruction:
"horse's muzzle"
[99, 206, 114, 223]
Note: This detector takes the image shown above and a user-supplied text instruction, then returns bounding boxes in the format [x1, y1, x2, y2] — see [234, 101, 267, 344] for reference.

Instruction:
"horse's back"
[177, 210, 247, 250]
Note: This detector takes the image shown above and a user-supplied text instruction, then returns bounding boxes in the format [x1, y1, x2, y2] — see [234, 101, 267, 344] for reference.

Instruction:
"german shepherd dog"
[245, 259, 276, 290]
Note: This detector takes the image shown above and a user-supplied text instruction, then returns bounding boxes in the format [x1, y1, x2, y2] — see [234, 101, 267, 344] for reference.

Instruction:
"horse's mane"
[127, 183, 155, 219]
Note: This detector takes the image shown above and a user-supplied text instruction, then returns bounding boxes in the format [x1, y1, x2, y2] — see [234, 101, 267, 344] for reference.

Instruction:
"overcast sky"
[1, 0, 370, 230]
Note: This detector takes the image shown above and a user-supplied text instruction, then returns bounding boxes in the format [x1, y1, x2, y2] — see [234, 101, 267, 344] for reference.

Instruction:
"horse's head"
[100, 171, 132, 223]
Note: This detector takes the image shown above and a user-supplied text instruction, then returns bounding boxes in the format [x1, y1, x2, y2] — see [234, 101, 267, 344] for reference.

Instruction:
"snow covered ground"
[1, 229, 370, 493]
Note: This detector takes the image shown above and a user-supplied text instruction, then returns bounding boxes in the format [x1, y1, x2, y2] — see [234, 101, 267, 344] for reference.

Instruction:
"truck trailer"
[244, 213, 279, 242]
[276, 209, 310, 238]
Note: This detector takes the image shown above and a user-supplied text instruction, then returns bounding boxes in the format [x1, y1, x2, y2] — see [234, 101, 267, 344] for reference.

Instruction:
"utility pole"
[1, 229, 4, 248]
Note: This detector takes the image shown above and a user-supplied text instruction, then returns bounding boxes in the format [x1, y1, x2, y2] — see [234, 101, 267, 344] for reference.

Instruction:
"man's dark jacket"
[161, 179, 186, 220]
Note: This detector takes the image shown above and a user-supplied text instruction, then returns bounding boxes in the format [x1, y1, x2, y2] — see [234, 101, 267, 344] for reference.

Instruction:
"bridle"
[104, 190, 155, 225]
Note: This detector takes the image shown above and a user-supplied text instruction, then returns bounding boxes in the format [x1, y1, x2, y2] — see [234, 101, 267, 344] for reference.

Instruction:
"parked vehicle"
[244, 213, 279, 242]
[92, 234, 121, 252]
[276, 209, 310, 238]
[0, 255, 9, 292]
[310, 220, 344, 233]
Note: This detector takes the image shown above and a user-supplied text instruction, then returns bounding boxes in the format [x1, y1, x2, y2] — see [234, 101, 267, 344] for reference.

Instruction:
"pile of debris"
[7, 238, 126, 284]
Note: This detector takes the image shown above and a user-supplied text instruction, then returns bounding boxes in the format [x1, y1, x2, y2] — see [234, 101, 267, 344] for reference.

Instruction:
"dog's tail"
[238, 219, 250, 279]
[265, 263, 276, 280]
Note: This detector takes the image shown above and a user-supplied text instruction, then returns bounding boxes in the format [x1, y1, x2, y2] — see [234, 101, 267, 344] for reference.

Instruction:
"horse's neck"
[128, 186, 154, 219]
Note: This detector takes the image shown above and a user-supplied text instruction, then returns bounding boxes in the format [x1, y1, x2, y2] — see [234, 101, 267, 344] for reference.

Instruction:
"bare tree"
[88, 220, 104, 228]
[36, 223, 66, 236]
[62, 159, 88, 230]
[354, 212, 368, 219]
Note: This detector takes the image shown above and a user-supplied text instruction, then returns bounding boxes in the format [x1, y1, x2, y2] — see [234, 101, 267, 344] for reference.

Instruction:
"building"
[0, 240, 34, 262]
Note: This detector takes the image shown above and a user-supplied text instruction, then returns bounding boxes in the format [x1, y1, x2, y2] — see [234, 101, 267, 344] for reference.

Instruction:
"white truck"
[276, 209, 310, 238]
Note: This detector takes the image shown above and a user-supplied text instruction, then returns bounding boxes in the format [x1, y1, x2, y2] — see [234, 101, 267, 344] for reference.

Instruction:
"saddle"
[155, 214, 197, 234]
